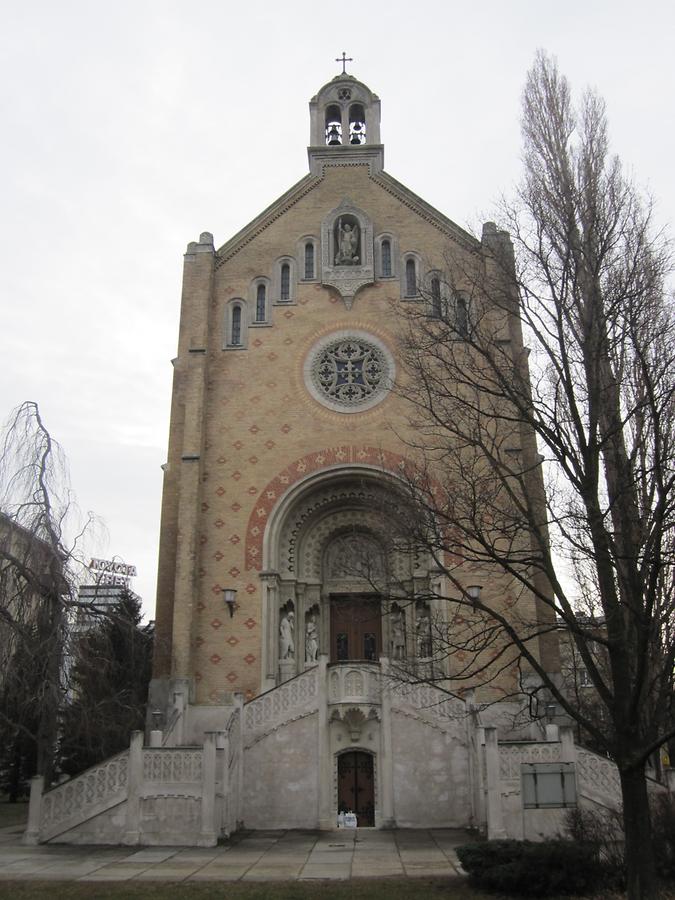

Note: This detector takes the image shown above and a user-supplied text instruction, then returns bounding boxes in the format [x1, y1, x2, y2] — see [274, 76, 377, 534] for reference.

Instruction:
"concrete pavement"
[0, 824, 469, 882]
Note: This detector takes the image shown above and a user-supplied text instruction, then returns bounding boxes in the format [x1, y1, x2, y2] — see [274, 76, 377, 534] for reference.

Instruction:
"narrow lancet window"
[256, 284, 266, 322]
[304, 242, 314, 279]
[456, 295, 469, 337]
[431, 278, 442, 317]
[405, 259, 416, 297]
[231, 306, 242, 345]
[381, 240, 391, 277]
[280, 264, 290, 301]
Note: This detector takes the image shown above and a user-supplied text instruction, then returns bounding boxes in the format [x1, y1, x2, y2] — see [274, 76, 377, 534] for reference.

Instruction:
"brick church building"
[33, 69, 622, 849]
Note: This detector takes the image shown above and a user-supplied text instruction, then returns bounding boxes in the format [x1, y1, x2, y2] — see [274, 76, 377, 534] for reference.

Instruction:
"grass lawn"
[0, 881, 629, 900]
[0, 880, 486, 900]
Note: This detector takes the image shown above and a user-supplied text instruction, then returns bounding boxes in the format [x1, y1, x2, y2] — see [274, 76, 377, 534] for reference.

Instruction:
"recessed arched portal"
[258, 464, 435, 688]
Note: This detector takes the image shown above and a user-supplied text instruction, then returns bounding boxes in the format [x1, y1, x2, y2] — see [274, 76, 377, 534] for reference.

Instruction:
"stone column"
[23, 775, 44, 845]
[199, 732, 218, 846]
[317, 655, 333, 829]
[235, 694, 245, 828]
[484, 727, 507, 839]
[378, 656, 395, 827]
[123, 731, 144, 845]
[260, 571, 279, 691]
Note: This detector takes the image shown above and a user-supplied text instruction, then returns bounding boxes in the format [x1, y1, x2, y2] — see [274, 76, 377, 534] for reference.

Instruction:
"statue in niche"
[279, 608, 295, 660]
[335, 217, 360, 265]
[391, 607, 406, 661]
[416, 606, 432, 659]
[305, 612, 319, 662]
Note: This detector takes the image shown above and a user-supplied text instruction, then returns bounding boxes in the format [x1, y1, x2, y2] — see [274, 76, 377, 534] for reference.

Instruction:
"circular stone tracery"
[305, 331, 394, 412]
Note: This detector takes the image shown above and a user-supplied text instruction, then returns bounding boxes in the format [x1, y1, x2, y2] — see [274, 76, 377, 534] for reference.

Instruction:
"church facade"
[146, 69, 561, 832]
[32, 71, 637, 849]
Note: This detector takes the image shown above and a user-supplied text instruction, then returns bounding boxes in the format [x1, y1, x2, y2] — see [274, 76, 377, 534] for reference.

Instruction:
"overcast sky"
[1, 1, 673, 616]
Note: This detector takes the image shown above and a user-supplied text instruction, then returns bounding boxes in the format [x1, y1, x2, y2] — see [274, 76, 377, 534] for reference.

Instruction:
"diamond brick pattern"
[249, 424, 260, 434]
[215, 518, 224, 528]
[226, 672, 238, 683]
[210, 654, 221, 665]
[211, 583, 223, 595]
[210, 619, 223, 629]
[244, 653, 256, 665]
[231, 502, 241, 512]
[213, 551, 223, 561]
[215, 486, 225, 496]
[228, 566, 240, 577]
[233, 440, 243, 450]
[226, 635, 239, 647]
[265, 440, 275, 450]
[245, 583, 256, 594]
[244, 617, 257, 630]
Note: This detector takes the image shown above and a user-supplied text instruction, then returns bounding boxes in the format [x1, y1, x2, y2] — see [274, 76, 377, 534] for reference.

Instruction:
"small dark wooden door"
[337, 751, 375, 826]
[330, 596, 381, 663]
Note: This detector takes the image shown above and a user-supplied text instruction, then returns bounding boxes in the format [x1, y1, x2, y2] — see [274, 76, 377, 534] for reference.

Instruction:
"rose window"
[307, 334, 393, 411]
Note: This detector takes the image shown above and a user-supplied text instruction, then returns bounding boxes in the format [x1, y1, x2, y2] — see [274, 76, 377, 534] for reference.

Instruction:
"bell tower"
[308, 67, 383, 175]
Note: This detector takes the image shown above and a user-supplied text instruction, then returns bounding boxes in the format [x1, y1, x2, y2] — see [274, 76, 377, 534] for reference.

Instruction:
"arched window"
[405, 258, 417, 297]
[256, 284, 266, 322]
[456, 295, 469, 337]
[304, 242, 315, 280]
[325, 105, 342, 145]
[231, 306, 242, 345]
[381, 240, 391, 277]
[280, 264, 290, 301]
[431, 277, 442, 317]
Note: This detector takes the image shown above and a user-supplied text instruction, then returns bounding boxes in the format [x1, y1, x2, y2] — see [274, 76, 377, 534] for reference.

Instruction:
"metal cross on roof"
[335, 52, 353, 75]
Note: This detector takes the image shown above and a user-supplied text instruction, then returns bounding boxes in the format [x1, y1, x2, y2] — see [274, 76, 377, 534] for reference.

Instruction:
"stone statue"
[391, 609, 406, 660]
[305, 614, 318, 662]
[416, 608, 431, 658]
[335, 218, 360, 265]
[279, 610, 295, 660]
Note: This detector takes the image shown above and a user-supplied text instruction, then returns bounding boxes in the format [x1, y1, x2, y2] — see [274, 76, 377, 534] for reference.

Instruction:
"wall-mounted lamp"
[223, 588, 238, 618]
[545, 703, 558, 723]
[466, 585, 482, 602]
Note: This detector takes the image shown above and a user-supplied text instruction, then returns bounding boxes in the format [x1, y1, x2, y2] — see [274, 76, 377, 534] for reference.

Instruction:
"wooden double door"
[337, 751, 375, 826]
[330, 595, 381, 663]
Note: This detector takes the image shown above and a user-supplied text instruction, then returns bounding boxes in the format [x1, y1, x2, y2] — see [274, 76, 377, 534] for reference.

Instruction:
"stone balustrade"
[327, 662, 381, 706]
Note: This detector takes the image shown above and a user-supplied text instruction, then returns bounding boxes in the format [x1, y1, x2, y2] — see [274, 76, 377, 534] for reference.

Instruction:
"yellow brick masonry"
[155, 163, 551, 704]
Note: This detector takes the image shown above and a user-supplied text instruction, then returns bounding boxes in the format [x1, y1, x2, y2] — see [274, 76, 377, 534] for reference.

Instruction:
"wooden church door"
[330, 596, 381, 662]
[337, 751, 375, 826]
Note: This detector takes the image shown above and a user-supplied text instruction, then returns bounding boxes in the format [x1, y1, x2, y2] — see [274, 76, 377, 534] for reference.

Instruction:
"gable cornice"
[215, 168, 481, 268]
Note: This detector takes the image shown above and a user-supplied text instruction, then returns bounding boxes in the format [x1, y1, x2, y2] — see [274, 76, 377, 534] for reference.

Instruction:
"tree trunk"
[620, 764, 657, 899]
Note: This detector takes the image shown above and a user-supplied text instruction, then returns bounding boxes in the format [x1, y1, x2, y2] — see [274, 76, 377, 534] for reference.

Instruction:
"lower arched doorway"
[337, 751, 375, 826]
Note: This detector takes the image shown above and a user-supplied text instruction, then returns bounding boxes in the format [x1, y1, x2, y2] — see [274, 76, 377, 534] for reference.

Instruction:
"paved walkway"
[0, 825, 469, 882]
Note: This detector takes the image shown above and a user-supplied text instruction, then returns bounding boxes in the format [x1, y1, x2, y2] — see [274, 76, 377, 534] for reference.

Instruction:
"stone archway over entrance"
[258, 465, 433, 689]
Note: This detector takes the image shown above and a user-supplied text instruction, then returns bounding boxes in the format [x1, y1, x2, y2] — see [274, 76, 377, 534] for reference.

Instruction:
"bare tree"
[0, 402, 98, 792]
[392, 53, 675, 899]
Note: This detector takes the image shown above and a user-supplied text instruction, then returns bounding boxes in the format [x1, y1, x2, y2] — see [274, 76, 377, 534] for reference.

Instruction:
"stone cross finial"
[335, 52, 353, 75]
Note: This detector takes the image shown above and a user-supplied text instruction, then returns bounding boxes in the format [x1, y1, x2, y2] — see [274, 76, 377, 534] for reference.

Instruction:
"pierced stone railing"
[244, 666, 318, 746]
[142, 748, 203, 785]
[40, 751, 129, 841]
[576, 747, 622, 809]
[328, 662, 381, 706]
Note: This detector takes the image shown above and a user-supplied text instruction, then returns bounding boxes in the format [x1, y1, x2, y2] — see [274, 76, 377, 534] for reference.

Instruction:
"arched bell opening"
[325, 105, 342, 145]
[349, 104, 366, 144]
